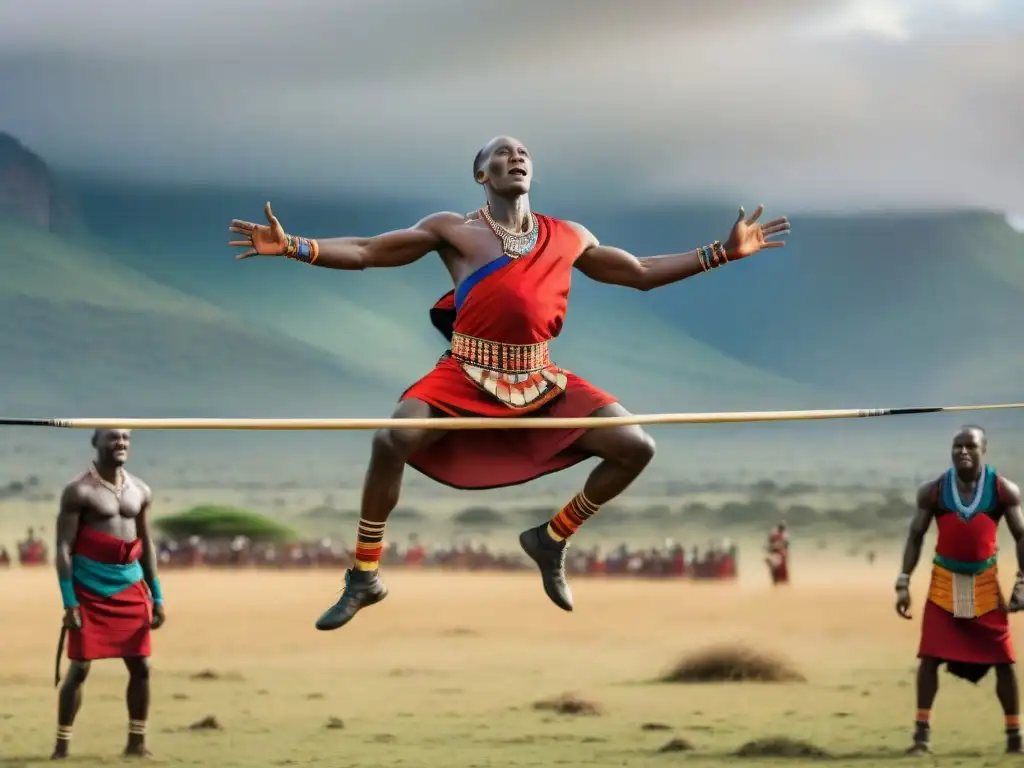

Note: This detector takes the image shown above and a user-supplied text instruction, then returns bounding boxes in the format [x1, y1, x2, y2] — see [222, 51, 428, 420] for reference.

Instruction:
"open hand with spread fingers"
[228, 202, 289, 259]
[723, 205, 790, 261]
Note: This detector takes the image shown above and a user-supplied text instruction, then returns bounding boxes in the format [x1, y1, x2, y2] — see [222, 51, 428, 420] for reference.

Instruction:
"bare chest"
[441, 222, 508, 284]
[83, 481, 145, 525]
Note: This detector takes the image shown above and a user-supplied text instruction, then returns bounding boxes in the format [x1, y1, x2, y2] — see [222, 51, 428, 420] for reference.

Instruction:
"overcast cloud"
[0, 0, 1021, 213]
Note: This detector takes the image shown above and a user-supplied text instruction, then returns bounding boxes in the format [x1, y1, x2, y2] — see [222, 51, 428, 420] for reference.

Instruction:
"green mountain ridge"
[1, 220, 228, 322]
[0, 221, 385, 419]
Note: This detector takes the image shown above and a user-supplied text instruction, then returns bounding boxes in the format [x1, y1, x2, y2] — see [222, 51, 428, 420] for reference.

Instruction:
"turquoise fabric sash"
[72, 554, 143, 597]
[932, 552, 998, 575]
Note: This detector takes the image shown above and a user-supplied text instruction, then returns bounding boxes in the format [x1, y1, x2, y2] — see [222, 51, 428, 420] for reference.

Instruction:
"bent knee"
[371, 428, 425, 464]
[620, 429, 656, 468]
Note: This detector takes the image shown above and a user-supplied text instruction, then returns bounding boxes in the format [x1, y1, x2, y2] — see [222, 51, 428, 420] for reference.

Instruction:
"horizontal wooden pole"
[1, 402, 1022, 430]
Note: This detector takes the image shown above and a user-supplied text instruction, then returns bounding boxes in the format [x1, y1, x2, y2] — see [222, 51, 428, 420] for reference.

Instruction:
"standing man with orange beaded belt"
[896, 425, 1024, 754]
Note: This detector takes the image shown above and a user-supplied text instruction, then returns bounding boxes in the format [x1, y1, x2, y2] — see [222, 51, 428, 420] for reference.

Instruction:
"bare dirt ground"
[2, 562, 1024, 767]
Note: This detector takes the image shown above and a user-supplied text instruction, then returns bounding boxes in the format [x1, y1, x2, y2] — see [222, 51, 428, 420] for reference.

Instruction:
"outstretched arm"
[573, 231, 707, 291]
[311, 212, 458, 270]
[570, 205, 790, 291]
[229, 205, 464, 270]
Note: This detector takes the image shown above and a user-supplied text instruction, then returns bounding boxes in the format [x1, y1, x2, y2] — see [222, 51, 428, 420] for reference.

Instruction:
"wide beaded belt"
[450, 331, 551, 373]
[927, 554, 1002, 619]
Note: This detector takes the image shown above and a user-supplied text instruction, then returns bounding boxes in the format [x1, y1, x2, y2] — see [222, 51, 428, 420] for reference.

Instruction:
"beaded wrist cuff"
[284, 235, 319, 264]
[697, 241, 728, 272]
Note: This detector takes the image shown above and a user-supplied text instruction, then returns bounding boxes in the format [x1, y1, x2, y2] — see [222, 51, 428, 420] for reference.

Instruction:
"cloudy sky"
[0, 0, 1021, 214]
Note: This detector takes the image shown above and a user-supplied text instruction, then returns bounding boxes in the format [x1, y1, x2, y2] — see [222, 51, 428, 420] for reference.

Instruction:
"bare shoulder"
[999, 476, 1022, 505]
[915, 478, 940, 509]
[60, 472, 91, 504]
[127, 472, 153, 502]
[415, 211, 470, 234]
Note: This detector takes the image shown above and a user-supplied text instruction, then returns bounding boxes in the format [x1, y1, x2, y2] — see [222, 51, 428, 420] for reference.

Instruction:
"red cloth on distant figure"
[403, 214, 616, 490]
[67, 526, 152, 661]
[767, 530, 789, 584]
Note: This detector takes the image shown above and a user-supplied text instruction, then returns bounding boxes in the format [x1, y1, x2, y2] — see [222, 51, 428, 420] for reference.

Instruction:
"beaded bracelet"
[697, 243, 727, 272]
[711, 240, 728, 265]
[283, 235, 320, 265]
[699, 245, 712, 271]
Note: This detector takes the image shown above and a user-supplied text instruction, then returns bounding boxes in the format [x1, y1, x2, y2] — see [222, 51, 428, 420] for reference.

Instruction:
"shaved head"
[472, 136, 533, 197]
[90, 428, 132, 468]
[91, 427, 131, 446]
[473, 135, 527, 179]
[956, 424, 987, 447]
[472, 147, 486, 179]
[951, 424, 987, 475]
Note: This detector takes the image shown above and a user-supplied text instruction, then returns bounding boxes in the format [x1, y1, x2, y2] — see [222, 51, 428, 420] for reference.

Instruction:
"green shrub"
[155, 505, 297, 542]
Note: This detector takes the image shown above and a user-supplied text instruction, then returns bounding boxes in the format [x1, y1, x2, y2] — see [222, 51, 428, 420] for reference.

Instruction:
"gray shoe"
[519, 525, 573, 611]
[314, 568, 388, 631]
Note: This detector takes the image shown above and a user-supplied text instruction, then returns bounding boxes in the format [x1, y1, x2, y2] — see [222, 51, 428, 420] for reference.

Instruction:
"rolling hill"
[608, 207, 1024, 405]
[0, 219, 391, 418]
[0, 217, 414, 488]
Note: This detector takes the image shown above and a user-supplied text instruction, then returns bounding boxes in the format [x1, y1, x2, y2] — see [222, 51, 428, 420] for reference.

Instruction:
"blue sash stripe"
[454, 256, 513, 311]
[72, 554, 144, 598]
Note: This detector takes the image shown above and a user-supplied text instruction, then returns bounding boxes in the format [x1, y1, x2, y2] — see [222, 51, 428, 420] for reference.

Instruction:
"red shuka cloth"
[403, 214, 616, 489]
[67, 525, 152, 661]
[767, 531, 789, 583]
[918, 482, 1014, 674]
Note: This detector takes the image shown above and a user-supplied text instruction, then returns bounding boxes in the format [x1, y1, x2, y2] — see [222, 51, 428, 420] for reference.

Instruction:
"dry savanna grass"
[661, 643, 808, 683]
[3, 564, 1024, 767]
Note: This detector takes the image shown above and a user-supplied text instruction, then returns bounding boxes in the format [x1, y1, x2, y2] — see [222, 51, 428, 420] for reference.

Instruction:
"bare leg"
[909, 657, 939, 753]
[52, 661, 89, 759]
[123, 657, 151, 757]
[520, 404, 656, 610]
[360, 399, 447, 524]
[995, 663, 1021, 752]
[572, 405, 657, 505]
[315, 399, 447, 630]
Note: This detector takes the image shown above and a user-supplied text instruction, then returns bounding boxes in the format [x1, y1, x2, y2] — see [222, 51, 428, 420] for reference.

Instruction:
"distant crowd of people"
[151, 534, 738, 579]
[4, 526, 740, 580]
